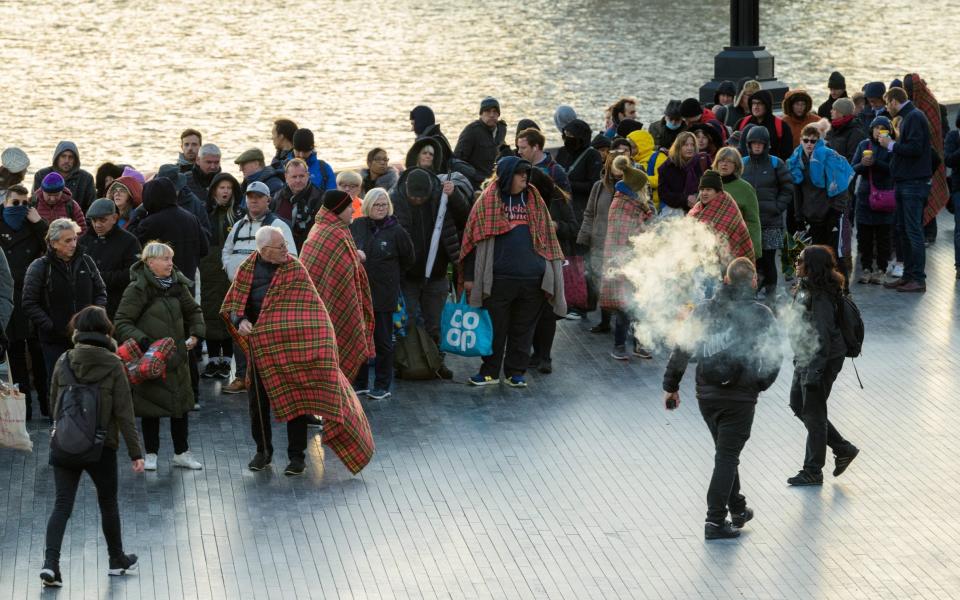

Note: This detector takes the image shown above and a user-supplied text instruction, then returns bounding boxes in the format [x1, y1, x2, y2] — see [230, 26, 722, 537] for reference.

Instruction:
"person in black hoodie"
[78, 199, 142, 319]
[736, 90, 794, 161]
[133, 178, 209, 281]
[22, 218, 107, 407]
[0, 184, 50, 418]
[454, 97, 509, 189]
[153, 164, 212, 239]
[663, 258, 781, 540]
[787, 245, 859, 486]
[350, 188, 415, 399]
[555, 119, 603, 226]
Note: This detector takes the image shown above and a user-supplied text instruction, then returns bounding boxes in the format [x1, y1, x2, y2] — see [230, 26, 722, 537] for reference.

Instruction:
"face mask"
[2, 204, 28, 231]
[563, 137, 581, 151]
[665, 120, 681, 130]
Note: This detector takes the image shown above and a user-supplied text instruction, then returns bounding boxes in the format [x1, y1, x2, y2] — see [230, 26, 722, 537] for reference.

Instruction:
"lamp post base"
[699, 46, 789, 108]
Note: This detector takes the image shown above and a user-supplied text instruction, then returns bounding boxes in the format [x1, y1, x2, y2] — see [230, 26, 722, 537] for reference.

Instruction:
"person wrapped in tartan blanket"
[221, 226, 374, 476]
[688, 170, 755, 263]
[299, 190, 375, 382]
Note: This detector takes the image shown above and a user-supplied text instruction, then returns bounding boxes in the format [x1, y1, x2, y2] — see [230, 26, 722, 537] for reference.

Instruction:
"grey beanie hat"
[553, 105, 577, 134]
[479, 96, 501, 115]
[1, 147, 29, 173]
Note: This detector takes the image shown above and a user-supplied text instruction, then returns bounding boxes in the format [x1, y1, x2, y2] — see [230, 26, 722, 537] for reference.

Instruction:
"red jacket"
[33, 187, 87, 235]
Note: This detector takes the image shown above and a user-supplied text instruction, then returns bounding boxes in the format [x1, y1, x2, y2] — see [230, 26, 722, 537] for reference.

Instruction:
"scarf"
[461, 181, 563, 261]
[220, 253, 374, 474]
[688, 191, 755, 261]
[154, 274, 174, 289]
[908, 74, 948, 224]
[830, 114, 855, 130]
[2, 205, 28, 231]
[299, 207, 375, 380]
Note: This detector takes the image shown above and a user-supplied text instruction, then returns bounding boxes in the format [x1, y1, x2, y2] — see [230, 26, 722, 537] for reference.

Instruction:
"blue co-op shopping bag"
[440, 293, 493, 357]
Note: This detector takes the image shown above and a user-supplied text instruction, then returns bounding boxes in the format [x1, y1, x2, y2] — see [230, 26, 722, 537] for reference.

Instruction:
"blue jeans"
[952, 191, 960, 270]
[895, 180, 930, 283]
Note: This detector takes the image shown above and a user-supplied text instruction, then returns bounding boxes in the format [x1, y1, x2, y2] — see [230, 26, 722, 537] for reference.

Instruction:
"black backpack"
[49, 352, 106, 468]
[836, 294, 865, 358]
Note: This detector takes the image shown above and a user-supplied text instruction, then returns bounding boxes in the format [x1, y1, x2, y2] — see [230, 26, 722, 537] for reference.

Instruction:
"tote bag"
[440, 293, 493, 357]
[0, 369, 32, 452]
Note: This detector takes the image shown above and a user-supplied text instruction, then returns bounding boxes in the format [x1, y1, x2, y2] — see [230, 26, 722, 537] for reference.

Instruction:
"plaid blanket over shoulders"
[299, 208, 375, 380]
[461, 181, 564, 261]
[599, 193, 653, 311]
[688, 191, 755, 262]
[220, 253, 374, 474]
[909, 74, 948, 225]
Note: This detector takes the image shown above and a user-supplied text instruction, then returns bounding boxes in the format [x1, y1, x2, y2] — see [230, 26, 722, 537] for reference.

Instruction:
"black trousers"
[698, 399, 754, 524]
[480, 279, 545, 378]
[205, 338, 233, 360]
[808, 212, 849, 283]
[531, 310, 560, 362]
[354, 311, 395, 391]
[7, 336, 48, 418]
[45, 448, 123, 564]
[141, 415, 189, 455]
[248, 365, 308, 461]
[857, 223, 892, 272]
[756, 251, 779, 293]
[789, 357, 853, 474]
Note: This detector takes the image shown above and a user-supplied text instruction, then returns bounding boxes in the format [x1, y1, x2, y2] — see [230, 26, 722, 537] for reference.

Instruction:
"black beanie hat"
[615, 119, 644, 138]
[680, 98, 702, 119]
[516, 118, 540, 132]
[698, 169, 724, 192]
[321, 189, 352, 214]
[590, 133, 612, 150]
[479, 96, 500, 115]
[404, 168, 434, 199]
[292, 128, 315, 152]
[828, 71, 846, 90]
[664, 99, 682, 119]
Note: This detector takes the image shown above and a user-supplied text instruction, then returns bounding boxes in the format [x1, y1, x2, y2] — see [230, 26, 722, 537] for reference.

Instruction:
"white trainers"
[144, 453, 157, 471]
[891, 262, 904, 278]
[171, 451, 203, 470]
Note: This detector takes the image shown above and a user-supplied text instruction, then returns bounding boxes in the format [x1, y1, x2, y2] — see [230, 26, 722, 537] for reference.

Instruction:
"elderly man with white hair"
[221, 225, 375, 476]
[184, 142, 222, 202]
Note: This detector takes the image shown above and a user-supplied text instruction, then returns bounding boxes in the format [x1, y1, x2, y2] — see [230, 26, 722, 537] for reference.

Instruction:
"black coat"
[350, 216, 416, 312]
[453, 119, 508, 186]
[391, 169, 470, 281]
[78, 225, 142, 319]
[133, 191, 209, 283]
[183, 164, 219, 207]
[556, 122, 604, 224]
[22, 250, 107, 344]
[271, 183, 325, 252]
[0, 215, 48, 339]
[792, 283, 846, 386]
[544, 190, 579, 257]
[826, 119, 867, 163]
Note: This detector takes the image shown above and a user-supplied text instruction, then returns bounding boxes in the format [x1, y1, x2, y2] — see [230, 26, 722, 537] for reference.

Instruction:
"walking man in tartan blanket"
[221, 225, 375, 476]
[688, 170, 755, 263]
[462, 156, 566, 388]
[299, 190, 375, 383]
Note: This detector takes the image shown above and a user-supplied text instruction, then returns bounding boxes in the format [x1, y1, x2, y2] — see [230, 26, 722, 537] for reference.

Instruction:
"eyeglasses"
[801, 138, 818, 145]
[371, 203, 389, 209]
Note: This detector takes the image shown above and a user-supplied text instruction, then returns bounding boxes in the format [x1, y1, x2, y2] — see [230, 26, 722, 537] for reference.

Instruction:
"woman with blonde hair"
[712, 147, 762, 265]
[349, 188, 414, 399]
[114, 241, 205, 471]
[657, 131, 711, 217]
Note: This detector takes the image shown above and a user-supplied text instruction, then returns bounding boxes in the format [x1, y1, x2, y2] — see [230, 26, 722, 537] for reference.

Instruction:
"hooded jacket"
[111, 175, 143, 228]
[555, 119, 603, 221]
[32, 186, 87, 235]
[22, 248, 107, 344]
[162, 164, 213, 238]
[200, 173, 244, 339]
[663, 283, 781, 403]
[391, 168, 470, 280]
[420, 123, 456, 170]
[781, 90, 821, 148]
[851, 117, 896, 226]
[737, 91, 794, 160]
[791, 281, 846, 386]
[628, 130, 667, 210]
[50, 333, 142, 459]
[788, 139, 854, 222]
[741, 126, 795, 230]
[31, 141, 97, 213]
[134, 178, 209, 281]
[78, 220, 141, 319]
[453, 118, 508, 188]
[113, 261, 204, 418]
[404, 137, 474, 214]
[0, 213, 48, 339]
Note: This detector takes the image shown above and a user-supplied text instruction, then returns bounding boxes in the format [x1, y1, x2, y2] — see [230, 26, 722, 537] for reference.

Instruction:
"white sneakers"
[172, 451, 203, 470]
[144, 452, 203, 470]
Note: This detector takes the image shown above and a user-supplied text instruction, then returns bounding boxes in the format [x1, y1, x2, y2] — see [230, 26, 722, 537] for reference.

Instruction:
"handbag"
[867, 145, 895, 213]
[392, 293, 409, 339]
[440, 293, 493, 357]
[562, 256, 588, 311]
[0, 367, 32, 452]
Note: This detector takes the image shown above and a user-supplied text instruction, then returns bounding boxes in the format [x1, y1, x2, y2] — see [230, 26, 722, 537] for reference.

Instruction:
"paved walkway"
[2, 216, 959, 599]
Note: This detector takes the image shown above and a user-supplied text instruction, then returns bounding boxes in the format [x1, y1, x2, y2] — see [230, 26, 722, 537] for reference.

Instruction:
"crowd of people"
[0, 69, 955, 584]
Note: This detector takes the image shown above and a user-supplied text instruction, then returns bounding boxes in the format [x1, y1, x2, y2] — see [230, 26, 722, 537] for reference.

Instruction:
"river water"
[2, 0, 955, 176]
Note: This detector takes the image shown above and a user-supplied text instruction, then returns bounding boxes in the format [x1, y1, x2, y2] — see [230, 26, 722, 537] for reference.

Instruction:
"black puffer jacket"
[453, 119, 508, 188]
[133, 178, 209, 281]
[270, 182, 324, 252]
[663, 284, 782, 403]
[555, 119, 604, 223]
[350, 216, 416, 312]
[78, 225, 142, 319]
[22, 249, 107, 344]
[0, 215, 48, 339]
[391, 168, 470, 281]
[741, 127, 795, 228]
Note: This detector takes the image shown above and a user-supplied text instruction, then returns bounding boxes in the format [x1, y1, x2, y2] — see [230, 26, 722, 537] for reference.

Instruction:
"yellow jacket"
[628, 130, 667, 210]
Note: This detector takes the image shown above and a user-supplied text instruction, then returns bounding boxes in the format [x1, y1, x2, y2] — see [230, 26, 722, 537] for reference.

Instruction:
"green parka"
[113, 261, 204, 418]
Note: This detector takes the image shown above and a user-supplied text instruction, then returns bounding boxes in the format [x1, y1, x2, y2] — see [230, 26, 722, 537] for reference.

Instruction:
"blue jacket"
[787, 139, 854, 198]
[242, 166, 285, 198]
[303, 152, 336, 191]
[888, 101, 932, 182]
[943, 129, 960, 193]
[851, 139, 895, 225]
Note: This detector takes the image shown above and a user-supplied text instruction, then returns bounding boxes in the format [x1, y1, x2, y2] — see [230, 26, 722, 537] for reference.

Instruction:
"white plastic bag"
[0, 370, 32, 452]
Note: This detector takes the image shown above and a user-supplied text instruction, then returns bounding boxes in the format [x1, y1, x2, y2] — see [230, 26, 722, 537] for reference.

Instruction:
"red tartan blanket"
[220, 253, 374, 474]
[461, 181, 564, 261]
[599, 193, 653, 311]
[909, 74, 948, 225]
[688, 191, 755, 262]
[299, 208, 375, 381]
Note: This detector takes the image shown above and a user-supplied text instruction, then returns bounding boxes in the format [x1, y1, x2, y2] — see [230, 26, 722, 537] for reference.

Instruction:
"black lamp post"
[699, 0, 789, 108]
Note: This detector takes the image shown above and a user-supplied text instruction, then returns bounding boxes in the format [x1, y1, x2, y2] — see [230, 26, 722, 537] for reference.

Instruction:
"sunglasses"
[6, 199, 25, 206]
[801, 138, 818, 144]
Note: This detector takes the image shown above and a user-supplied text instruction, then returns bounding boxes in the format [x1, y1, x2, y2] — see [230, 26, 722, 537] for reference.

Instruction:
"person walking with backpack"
[113, 242, 205, 472]
[787, 245, 860, 486]
[663, 258, 782, 540]
[41, 306, 143, 587]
